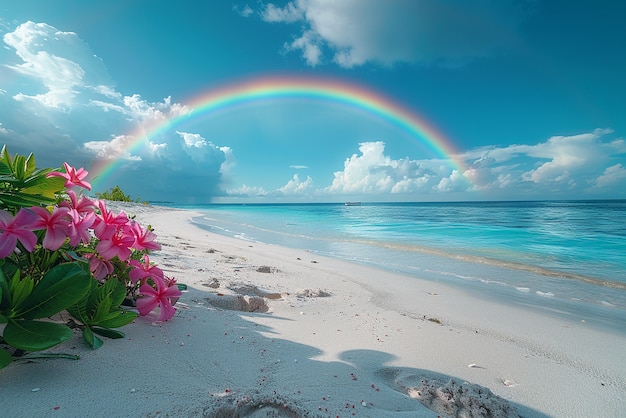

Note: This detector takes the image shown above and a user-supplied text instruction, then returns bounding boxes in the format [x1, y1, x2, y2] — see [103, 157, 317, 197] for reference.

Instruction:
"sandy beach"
[2, 203, 625, 417]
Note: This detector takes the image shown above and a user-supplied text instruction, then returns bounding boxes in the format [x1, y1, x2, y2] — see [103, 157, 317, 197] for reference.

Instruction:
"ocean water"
[167, 201, 626, 333]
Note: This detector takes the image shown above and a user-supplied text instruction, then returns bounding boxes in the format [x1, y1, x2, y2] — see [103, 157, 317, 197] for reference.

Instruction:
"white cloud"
[0, 21, 229, 202]
[174, 131, 231, 168]
[288, 30, 324, 66]
[436, 170, 470, 192]
[234, 4, 254, 18]
[521, 129, 614, 184]
[2, 21, 115, 110]
[177, 131, 208, 148]
[594, 164, 626, 188]
[452, 129, 626, 195]
[316, 131, 626, 198]
[89, 84, 121, 99]
[325, 141, 464, 195]
[219, 146, 236, 176]
[227, 184, 267, 197]
[123, 94, 190, 121]
[259, 0, 528, 68]
[279, 174, 314, 194]
[261, 2, 304, 23]
[83, 135, 142, 161]
[290, 165, 309, 169]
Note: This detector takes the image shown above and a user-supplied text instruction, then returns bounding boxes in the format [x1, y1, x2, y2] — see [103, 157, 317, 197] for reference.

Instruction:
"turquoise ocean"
[165, 201, 626, 334]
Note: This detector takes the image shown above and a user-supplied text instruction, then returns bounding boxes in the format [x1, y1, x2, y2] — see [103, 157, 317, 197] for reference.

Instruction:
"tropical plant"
[95, 185, 144, 203]
[0, 145, 181, 369]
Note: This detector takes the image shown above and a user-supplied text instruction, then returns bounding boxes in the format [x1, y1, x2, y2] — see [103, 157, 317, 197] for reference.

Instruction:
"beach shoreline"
[2, 202, 625, 417]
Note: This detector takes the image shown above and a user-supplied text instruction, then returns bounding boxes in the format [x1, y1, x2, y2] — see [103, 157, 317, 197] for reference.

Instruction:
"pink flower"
[128, 254, 164, 284]
[96, 224, 135, 261]
[61, 190, 97, 215]
[86, 253, 114, 280]
[136, 276, 182, 321]
[0, 208, 38, 258]
[130, 221, 161, 251]
[31, 206, 71, 251]
[93, 200, 129, 239]
[67, 208, 96, 247]
[47, 162, 92, 190]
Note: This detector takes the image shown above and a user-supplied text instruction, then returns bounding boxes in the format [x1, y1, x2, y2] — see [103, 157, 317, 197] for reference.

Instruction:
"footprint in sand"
[375, 367, 520, 418]
[206, 396, 302, 417]
[205, 294, 270, 313]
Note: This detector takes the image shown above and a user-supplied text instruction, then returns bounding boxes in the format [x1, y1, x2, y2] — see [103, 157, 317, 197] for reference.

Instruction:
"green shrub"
[95, 185, 145, 203]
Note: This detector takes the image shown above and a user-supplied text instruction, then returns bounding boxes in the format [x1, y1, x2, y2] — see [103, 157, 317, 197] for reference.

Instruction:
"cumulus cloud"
[227, 184, 268, 198]
[259, 0, 529, 68]
[279, 174, 314, 194]
[262, 2, 304, 22]
[454, 129, 626, 195]
[521, 129, 618, 185]
[0, 21, 230, 202]
[234, 4, 254, 18]
[312, 130, 626, 199]
[325, 141, 463, 195]
[594, 164, 626, 188]
[3, 21, 111, 109]
[83, 135, 143, 161]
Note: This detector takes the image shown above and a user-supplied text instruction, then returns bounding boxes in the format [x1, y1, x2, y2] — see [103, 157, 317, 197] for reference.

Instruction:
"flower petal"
[136, 296, 159, 316]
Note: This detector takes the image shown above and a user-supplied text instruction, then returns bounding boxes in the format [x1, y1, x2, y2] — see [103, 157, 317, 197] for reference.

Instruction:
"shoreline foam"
[2, 202, 625, 417]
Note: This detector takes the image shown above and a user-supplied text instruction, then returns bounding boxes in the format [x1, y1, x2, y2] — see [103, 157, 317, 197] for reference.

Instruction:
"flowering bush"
[0, 145, 181, 369]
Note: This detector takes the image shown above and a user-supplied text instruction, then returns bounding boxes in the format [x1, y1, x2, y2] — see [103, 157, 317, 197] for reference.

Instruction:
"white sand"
[2, 203, 625, 417]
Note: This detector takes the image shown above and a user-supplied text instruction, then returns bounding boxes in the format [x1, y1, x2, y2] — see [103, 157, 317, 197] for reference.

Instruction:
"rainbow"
[90, 76, 467, 187]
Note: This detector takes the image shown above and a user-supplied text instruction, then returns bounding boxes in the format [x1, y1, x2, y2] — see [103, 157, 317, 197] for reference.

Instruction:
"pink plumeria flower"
[61, 190, 97, 215]
[31, 206, 71, 251]
[95, 224, 135, 261]
[136, 276, 182, 321]
[93, 200, 129, 239]
[128, 254, 164, 284]
[130, 221, 161, 251]
[86, 253, 114, 280]
[163, 275, 180, 305]
[67, 208, 96, 247]
[47, 162, 92, 190]
[0, 208, 38, 258]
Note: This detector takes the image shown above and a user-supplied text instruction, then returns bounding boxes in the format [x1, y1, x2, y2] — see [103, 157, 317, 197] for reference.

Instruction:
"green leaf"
[0, 348, 12, 369]
[88, 278, 122, 318]
[92, 296, 113, 323]
[17, 352, 80, 361]
[12, 154, 27, 180]
[0, 192, 51, 209]
[0, 158, 10, 174]
[96, 310, 138, 328]
[92, 326, 125, 339]
[24, 152, 36, 178]
[22, 170, 65, 199]
[14, 263, 91, 319]
[10, 275, 34, 308]
[0, 265, 12, 310]
[82, 326, 103, 349]
[109, 279, 128, 308]
[66, 280, 97, 324]
[68, 278, 137, 329]
[3, 319, 73, 351]
[0, 145, 13, 172]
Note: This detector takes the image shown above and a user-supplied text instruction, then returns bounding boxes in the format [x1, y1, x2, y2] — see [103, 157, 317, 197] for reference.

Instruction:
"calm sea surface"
[165, 201, 626, 333]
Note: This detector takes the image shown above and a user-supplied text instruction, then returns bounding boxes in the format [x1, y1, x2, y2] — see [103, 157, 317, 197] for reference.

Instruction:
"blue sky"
[0, 0, 624, 203]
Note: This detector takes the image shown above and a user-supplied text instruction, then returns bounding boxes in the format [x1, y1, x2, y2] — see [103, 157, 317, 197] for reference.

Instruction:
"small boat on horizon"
[344, 201, 362, 206]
